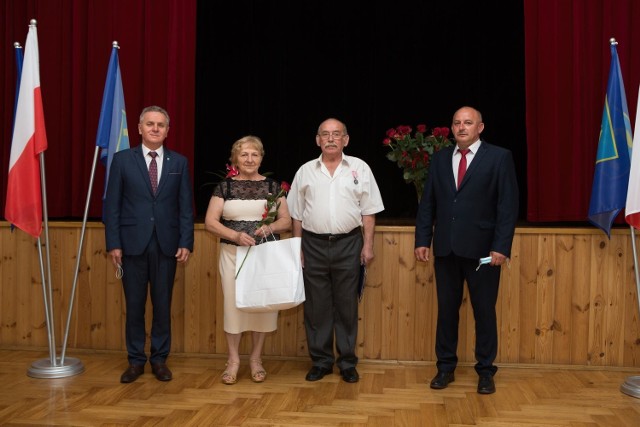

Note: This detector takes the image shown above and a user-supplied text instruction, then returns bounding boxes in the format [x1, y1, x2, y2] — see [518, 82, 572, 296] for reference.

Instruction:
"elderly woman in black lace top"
[204, 135, 291, 385]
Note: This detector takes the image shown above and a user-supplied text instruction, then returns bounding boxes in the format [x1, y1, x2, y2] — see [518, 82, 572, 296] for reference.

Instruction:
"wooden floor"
[1, 349, 639, 426]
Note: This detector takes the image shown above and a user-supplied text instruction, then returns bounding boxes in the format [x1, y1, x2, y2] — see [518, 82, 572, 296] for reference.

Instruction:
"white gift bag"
[235, 237, 305, 312]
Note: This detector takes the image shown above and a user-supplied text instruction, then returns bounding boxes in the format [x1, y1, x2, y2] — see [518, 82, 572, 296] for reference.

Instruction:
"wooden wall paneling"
[86, 226, 106, 350]
[397, 232, 417, 360]
[361, 229, 384, 359]
[276, 306, 301, 357]
[22, 233, 43, 348]
[2, 223, 640, 368]
[413, 254, 435, 361]
[294, 304, 307, 357]
[497, 234, 521, 363]
[589, 234, 607, 366]
[100, 227, 125, 352]
[183, 226, 216, 354]
[71, 228, 94, 348]
[604, 234, 627, 366]
[536, 234, 556, 364]
[181, 231, 197, 353]
[622, 234, 640, 367]
[380, 231, 400, 359]
[198, 233, 218, 354]
[57, 227, 76, 348]
[569, 234, 591, 365]
[70, 227, 91, 350]
[0, 228, 18, 345]
[552, 234, 574, 364]
[518, 233, 538, 363]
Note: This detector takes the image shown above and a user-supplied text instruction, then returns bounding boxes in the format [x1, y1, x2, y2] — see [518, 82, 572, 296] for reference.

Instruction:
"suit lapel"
[444, 147, 457, 193]
[156, 148, 172, 195]
[132, 145, 155, 195]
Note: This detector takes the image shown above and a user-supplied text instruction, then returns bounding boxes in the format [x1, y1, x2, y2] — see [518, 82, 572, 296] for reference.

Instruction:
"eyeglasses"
[318, 131, 345, 140]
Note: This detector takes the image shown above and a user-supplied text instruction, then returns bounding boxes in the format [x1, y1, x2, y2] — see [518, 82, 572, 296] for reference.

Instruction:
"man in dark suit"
[104, 105, 194, 383]
[414, 106, 518, 394]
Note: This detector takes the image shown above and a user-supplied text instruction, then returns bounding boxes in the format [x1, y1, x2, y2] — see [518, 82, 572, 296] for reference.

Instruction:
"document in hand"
[358, 264, 366, 302]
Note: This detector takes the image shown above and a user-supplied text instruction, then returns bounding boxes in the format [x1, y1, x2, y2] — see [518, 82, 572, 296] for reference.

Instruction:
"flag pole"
[60, 39, 128, 365]
[59, 144, 100, 365]
[620, 226, 640, 397]
[23, 19, 83, 378]
[620, 39, 640, 398]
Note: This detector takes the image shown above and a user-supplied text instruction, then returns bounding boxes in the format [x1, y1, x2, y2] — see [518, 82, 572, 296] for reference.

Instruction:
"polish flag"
[5, 21, 48, 238]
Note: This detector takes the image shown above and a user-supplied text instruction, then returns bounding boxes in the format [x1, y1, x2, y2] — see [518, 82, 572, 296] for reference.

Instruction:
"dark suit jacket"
[415, 141, 519, 259]
[104, 145, 194, 256]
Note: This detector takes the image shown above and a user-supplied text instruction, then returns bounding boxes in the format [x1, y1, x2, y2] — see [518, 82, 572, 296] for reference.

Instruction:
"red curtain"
[5, 1, 640, 222]
[0, 0, 196, 218]
[525, 0, 640, 222]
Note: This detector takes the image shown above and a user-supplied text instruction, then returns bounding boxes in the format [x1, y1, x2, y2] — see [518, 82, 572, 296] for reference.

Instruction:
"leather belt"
[303, 227, 361, 242]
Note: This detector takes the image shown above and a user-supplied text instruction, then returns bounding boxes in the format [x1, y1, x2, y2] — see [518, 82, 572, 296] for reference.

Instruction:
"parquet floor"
[0, 349, 639, 426]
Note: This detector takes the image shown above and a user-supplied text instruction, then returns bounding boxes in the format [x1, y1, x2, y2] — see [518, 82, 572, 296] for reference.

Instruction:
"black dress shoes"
[305, 366, 333, 381]
[151, 363, 173, 381]
[430, 371, 455, 389]
[340, 367, 359, 383]
[120, 364, 144, 383]
[477, 375, 496, 394]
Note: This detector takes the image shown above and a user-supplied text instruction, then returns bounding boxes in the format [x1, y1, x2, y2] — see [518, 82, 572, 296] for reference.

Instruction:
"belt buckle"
[328, 234, 338, 242]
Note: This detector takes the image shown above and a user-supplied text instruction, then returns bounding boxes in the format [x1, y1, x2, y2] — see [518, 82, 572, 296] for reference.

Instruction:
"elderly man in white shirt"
[287, 117, 384, 384]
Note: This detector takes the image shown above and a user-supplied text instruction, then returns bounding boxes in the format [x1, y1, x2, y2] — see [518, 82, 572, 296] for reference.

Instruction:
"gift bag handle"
[258, 226, 277, 244]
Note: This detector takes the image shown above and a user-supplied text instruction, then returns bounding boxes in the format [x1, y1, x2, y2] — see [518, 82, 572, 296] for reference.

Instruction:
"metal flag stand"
[620, 226, 640, 398]
[20, 19, 83, 379]
[28, 126, 83, 379]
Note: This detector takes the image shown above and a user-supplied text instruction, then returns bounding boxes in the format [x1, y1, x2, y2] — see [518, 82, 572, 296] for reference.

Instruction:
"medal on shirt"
[352, 170, 359, 185]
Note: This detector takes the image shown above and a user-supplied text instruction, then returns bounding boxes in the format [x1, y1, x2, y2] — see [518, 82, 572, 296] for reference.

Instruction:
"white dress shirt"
[287, 153, 384, 234]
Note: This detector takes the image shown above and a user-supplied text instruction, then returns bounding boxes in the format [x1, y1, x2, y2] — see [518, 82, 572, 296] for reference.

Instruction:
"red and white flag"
[626, 85, 640, 229]
[5, 22, 48, 238]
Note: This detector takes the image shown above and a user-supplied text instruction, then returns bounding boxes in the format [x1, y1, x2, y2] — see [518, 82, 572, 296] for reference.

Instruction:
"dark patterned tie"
[148, 151, 158, 194]
[457, 148, 470, 189]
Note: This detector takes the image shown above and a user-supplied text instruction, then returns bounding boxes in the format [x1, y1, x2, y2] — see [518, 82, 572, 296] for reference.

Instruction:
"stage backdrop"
[2, 1, 640, 224]
[0, 0, 196, 219]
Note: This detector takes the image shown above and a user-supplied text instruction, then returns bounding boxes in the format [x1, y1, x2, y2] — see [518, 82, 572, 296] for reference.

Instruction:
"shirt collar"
[142, 145, 164, 158]
[456, 139, 481, 154]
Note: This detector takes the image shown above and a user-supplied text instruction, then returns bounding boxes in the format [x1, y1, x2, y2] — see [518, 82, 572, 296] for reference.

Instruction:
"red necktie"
[149, 151, 158, 194]
[457, 148, 470, 189]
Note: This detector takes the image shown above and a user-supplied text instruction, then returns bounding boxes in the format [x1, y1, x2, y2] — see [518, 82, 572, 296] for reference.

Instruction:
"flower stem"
[235, 246, 251, 279]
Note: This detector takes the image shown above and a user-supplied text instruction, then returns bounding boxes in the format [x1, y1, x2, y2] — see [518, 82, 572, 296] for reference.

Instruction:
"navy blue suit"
[104, 145, 194, 366]
[415, 141, 518, 376]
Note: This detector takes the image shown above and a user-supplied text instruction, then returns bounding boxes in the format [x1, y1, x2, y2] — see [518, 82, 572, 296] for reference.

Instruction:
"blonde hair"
[229, 135, 264, 165]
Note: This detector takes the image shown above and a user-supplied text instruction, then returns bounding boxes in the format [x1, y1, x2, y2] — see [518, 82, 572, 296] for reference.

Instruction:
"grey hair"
[139, 105, 170, 125]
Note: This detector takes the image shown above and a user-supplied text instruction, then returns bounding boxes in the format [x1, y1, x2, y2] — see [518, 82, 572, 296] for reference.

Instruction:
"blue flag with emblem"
[96, 43, 129, 204]
[588, 41, 632, 238]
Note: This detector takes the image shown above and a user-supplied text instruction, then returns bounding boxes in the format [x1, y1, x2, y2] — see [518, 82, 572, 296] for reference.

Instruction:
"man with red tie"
[414, 106, 519, 394]
[104, 105, 194, 383]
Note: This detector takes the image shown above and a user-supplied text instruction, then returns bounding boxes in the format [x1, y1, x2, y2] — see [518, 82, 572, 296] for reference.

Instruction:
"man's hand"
[176, 247, 191, 263]
[414, 246, 430, 262]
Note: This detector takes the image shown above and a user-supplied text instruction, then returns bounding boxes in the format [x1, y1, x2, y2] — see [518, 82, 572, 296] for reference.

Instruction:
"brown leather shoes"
[151, 363, 173, 381]
[120, 364, 144, 383]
